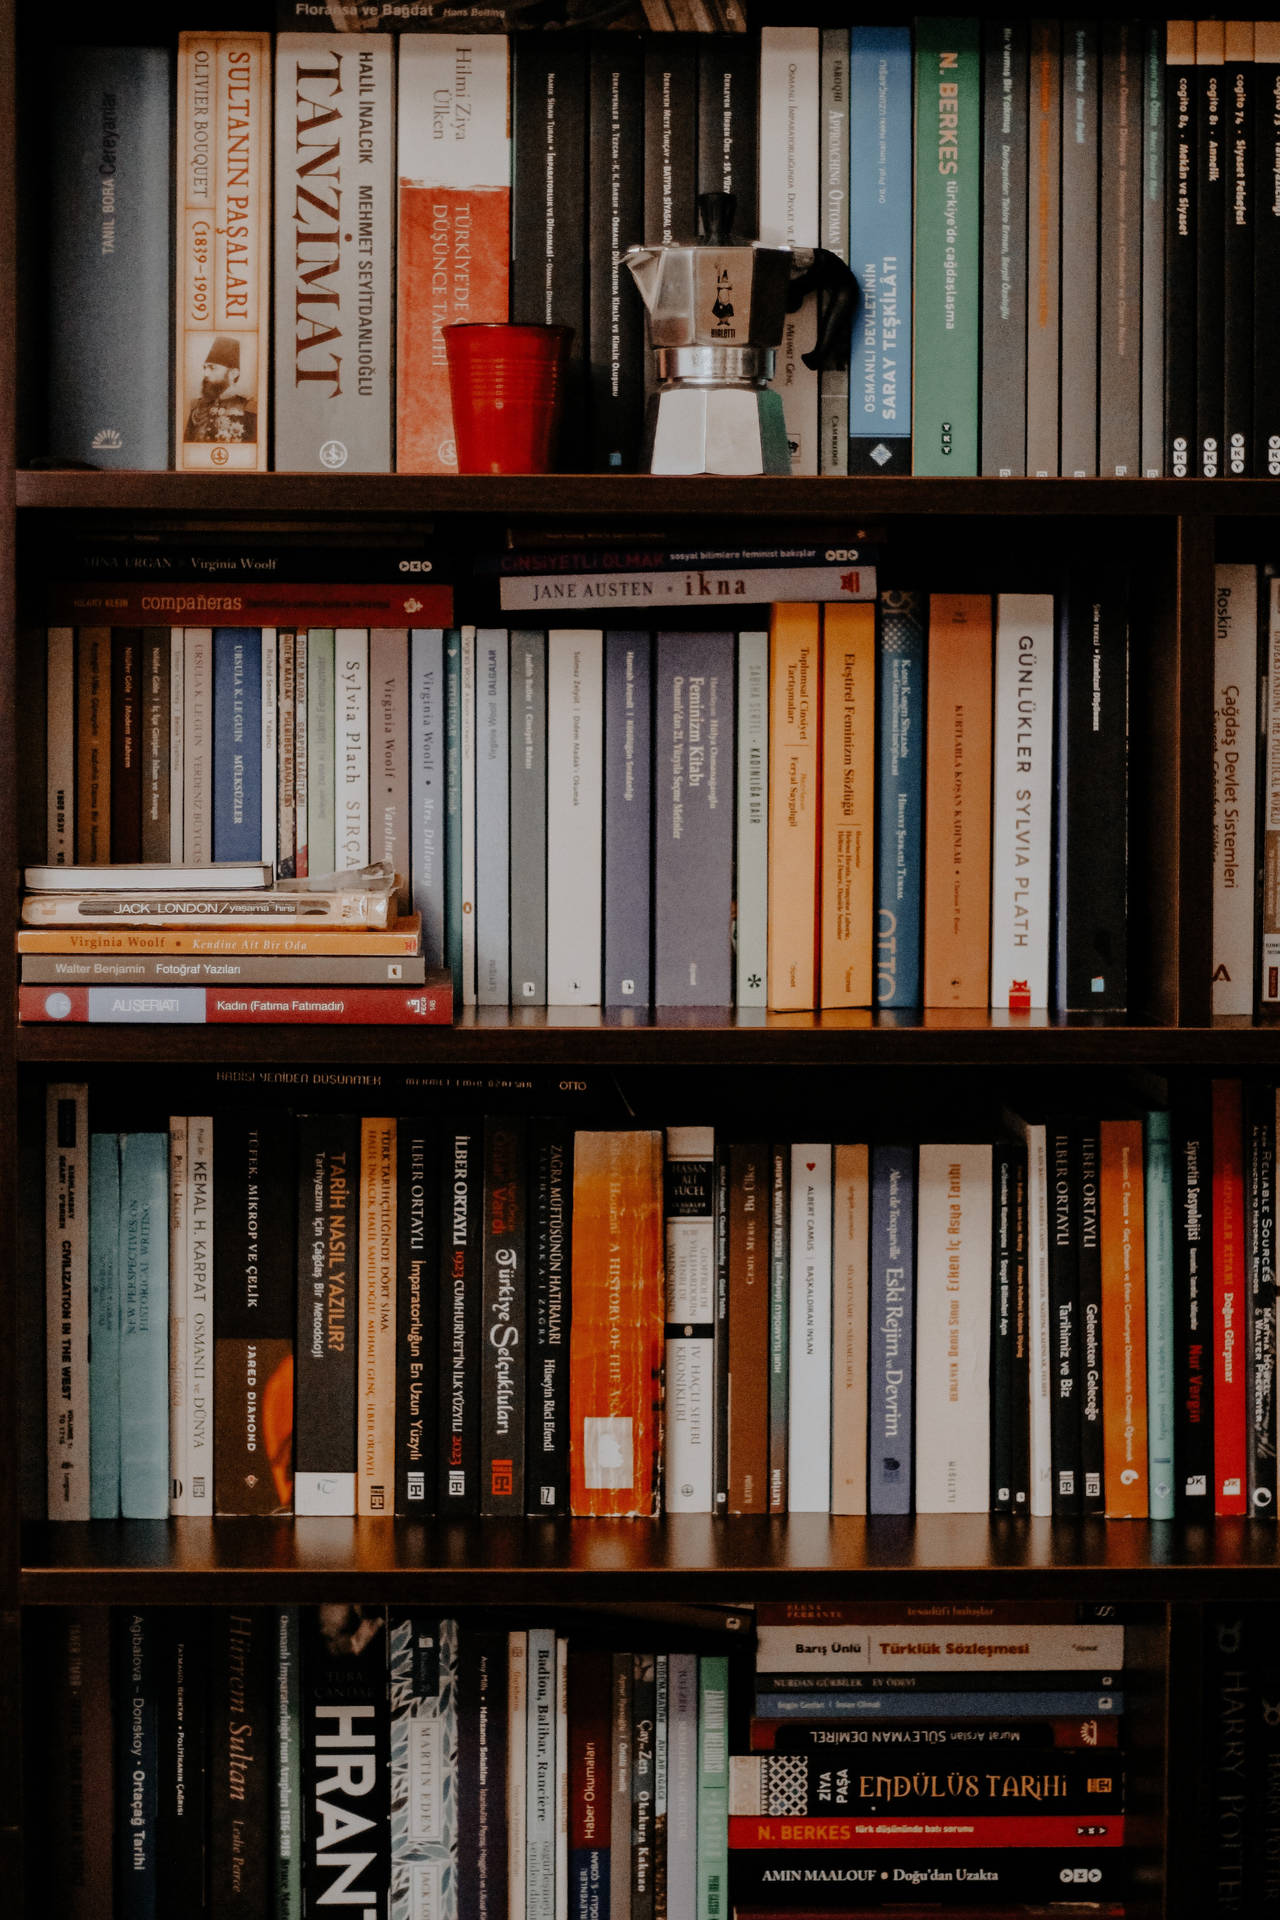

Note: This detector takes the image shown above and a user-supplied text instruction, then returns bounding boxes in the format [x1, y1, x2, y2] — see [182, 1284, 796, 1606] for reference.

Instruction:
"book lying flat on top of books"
[24, 861, 272, 891]
[19, 982, 452, 1024]
[17, 912, 425, 955]
[22, 862, 400, 926]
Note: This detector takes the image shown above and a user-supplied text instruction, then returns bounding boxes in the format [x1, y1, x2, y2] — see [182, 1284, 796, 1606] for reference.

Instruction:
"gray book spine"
[509, 630, 547, 1006]
[603, 632, 652, 1008]
[141, 629, 171, 862]
[410, 627, 446, 969]
[1059, 21, 1099, 476]
[818, 28, 850, 474]
[306, 629, 336, 879]
[981, 21, 1029, 476]
[475, 629, 510, 1006]
[1140, 22, 1166, 474]
[49, 47, 172, 469]
[1025, 19, 1061, 476]
[1099, 21, 1144, 476]
[274, 34, 395, 471]
[369, 629, 409, 908]
[22, 952, 427, 986]
[735, 631, 768, 1008]
[654, 633, 735, 1007]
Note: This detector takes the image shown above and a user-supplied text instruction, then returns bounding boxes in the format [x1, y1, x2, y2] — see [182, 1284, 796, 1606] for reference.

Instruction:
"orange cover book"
[767, 603, 822, 1009]
[569, 1130, 665, 1516]
[357, 1116, 396, 1516]
[1099, 1117, 1148, 1516]
[923, 593, 994, 1006]
[820, 603, 876, 1007]
[397, 38, 510, 473]
[17, 914, 425, 956]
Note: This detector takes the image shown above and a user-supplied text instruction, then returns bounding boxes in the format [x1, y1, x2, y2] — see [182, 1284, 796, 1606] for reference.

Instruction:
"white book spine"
[369, 629, 407, 903]
[335, 628, 369, 870]
[294, 631, 308, 877]
[508, 1631, 528, 1920]
[664, 1125, 716, 1514]
[169, 629, 185, 861]
[526, 1626, 557, 1920]
[476, 628, 511, 1006]
[555, 1637, 569, 1920]
[546, 630, 603, 1003]
[410, 628, 446, 969]
[46, 1082, 89, 1519]
[1216, 562, 1259, 1012]
[788, 1142, 833, 1513]
[187, 1115, 214, 1515]
[460, 625, 478, 1006]
[46, 628, 74, 865]
[914, 1142, 993, 1512]
[759, 27, 821, 474]
[260, 626, 278, 875]
[735, 630, 769, 1007]
[182, 628, 214, 863]
[1013, 1116, 1054, 1517]
[830, 1140, 869, 1515]
[989, 592, 1056, 1009]
[168, 1114, 189, 1516]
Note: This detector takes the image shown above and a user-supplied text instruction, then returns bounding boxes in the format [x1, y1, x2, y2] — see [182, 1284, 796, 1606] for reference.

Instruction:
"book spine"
[118, 1133, 169, 1519]
[305, 629, 336, 880]
[913, 17, 981, 473]
[697, 32, 758, 236]
[294, 1112, 361, 1516]
[22, 983, 451, 1023]
[480, 1116, 527, 1516]
[664, 1125, 716, 1513]
[759, 27, 821, 473]
[444, 629, 464, 991]
[729, 1848, 1124, 1903]
[753, 1714, 1119, 1752]
[848, 23, 914, 475]
[528, 1119, 573, 1516]
[274, 1607, 301, 1920]
[979, 21, 1028, 475]
[1165, 20, 1198, 475]
[439, 1128, 482, 1514]
[608, 1651, 631, 1920]
[817, 27, 850, 475]
[461, 1631, 508, 1920]
[527, 1627, 558, 1920]
[788, 1143, 833, 1512]
[768, 1141, 790, 1513]
[731, 1751, 1124, 1814]
[1196, 21, 1227, 475]
[369, 629, 408, 911]
[587, 33, 645, 473]
[989, 592, 1055, 1009]
[509, 1633, 529, 1920]
[1263, 577, 1280, 1004]
[1251, 1086, 1280, 1516]
[874, 589, 925, 1007]
[475, 629, 511, 1007]
[276, 630, 296, 872]
[388, 1612, 460, 1919]
[603, 632, 653, 1009]
[819, 603, 875, 1006]
[868, 1143, 915, 1514]
[410, 628, 447, 971]
[1174, 1091, 1215, 1516]
[1141, 22, 1166, 474]
[460, 626, 477, 1006]
[922, 593, 993, 1006]
[1060, 21, 1100, 476]
[654, 632, 734, 1006]
[767, 603, 820, 1009]
[212, 628, 262, 863]
[989, 1138, 1016, 1512]
[76, 628, 111, 864]
[547, 631, 604, 1004]
[113, 1609, 159, 1920]
[727, 1140, 770, 1514]
[300, 1604, 390, 1920]
[335, 627, 369, 869]
[273, 33, 395, 472]
[715, 1144, 730, 1513]
[1100, 1115, 1149, 1516]
[260, 626, 278, 875]
[213, 1112, 294, 1515]
[1046, 1123, 1083, 1515]
[914, 1142, 993, 1512]
[1256, 28, 1280, 475]
[1024, 19, 1062, 475]
[735, 630, 768, 1008]
[1146, 1107, 1177, 1519]
[752, 1689, 1126, 1722]
[829, 1143, 868, 1518]
[47, 628, 75, 865]
[396, 36, 509, 472]
[186, 1115, 213, 1516]
[1214, 563, 1258, 1013]
[1077, 1125, 1105, 1514]
[358, 1115, 396, 1516]
[110, 630, 143, 862]
[1223, 23, 1254, 475]
[631, 1653, 656, 1920]
[175, 34, 270, 472]
[665, 1655, 697, 1920]
[209, 1610, 272, 1915]
[159, 1609, 209, 1917]
[1214, 1078, 1249, 1514]
[47, 1082, 90, 1519]
[1056, 569, 1130, 1011]
[569, 1649, 611, 1920]
[511, 35, 588, 466]
[168, 1116, 189, 1515]
[509, 629, 548, 1006]
[696, 1657, 729, 1920]
[1010, 1113, 1054, 1515]
[395, 1120, 437, 1517]
[181, 628, 212, 863]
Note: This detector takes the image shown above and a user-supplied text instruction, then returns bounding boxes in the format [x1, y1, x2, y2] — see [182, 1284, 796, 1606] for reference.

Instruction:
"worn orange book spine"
[568, 1130, 665, 1516]
[820, 603, 876, 1007]
[767, 603, 822, 1009]
[1099, 1117, 1148, 1516]
[923, 593, 994, 1006]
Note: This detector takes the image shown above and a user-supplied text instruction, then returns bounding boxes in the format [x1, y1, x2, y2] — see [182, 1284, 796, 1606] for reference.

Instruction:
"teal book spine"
[874, 589, 926, 1007]
[848, 25, 914, 473]
[118, 1132, 169, 1519]
[912, 17, 982, 473]
[89, 1132, 121, 1519]
[444, 629, 464, 992]
[1145, 1108, 1176, 1519]
[696, 1655, 729, 1920]
[305, 629, 336, 880]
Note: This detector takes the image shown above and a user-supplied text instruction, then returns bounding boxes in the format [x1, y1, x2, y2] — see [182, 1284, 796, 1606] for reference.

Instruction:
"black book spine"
[1165, 21, 1198, 476]
[587, 33, 646, 474]
[989, 1139, 1015, 1512]
[713, 1138, 730, 1516]
[510, 33, 589, 467]
[1255, 31, 1280, 476]
[459, 1628, 509, 1920]
[396, 1119, 438, 1515]
[1246, 1606, 1280, 1911]
[156, 1609, 208, 1916]
[439, 1128, 483, 1515]
[213, 1110, 296, 1516]
[1098, 20, 1143, 477]
[480, 1114, 528, 1516]
[1246, 1083, 1278, 1515]
[697, 33, 759, 238]
[527, 1118, 573, 1516]
[1224, 28, 1255, 475]
[632, 1652, 656, 1920]
[1174, 1092, 1215, 1516]
[1009, 1138, 1031, 1513]
[1046, 1123, 1082, 1516]
[1076, 1123, 1106, 1515]
[1202, 1607, 1250, 1909]
[643, 37, 699, 422]
[140, 628, 170, 863]
[768, 1139, 790, 1514]
[294, 1113, 361, 1515]
[209, 1608, 272, 1920]
[114, 1608, 160, 1920]
[1059, 567, 1130, 1012]
[300, 1606, 390, 1920]
[1195, 22, 1227, 475]
[1059, 20, 1099, 478]
[110, 629, 143, 863]
[980, 19, 1029, 477]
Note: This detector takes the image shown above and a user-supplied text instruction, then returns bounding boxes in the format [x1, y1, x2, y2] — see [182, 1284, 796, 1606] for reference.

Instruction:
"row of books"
[31, 573, 1131, 1017]
[44, 1074, 1275, 1526]
[36, 1602, 738, 1920]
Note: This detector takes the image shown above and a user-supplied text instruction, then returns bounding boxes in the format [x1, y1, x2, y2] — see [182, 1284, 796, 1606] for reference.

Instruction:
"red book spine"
[49, 582, 456, 627]
[1213, 1077, 1249, 1513]
[726, 1813, 1125, 1849]
[19, 984, 453, 1024]
[747, 1715, 1120, 1750]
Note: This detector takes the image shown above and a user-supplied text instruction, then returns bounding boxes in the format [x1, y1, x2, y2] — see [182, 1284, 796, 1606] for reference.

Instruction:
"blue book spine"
[118, 1132, 170, 1519]
[510, 630, 548, 1006]
[1145, 1108, 1176, 1520]
[49, 47, 172, 468]
[868, 1143, 915, 1514]
[410, 628, 446, 969]
[89, 1132, 121, 1519]
[848, 26, 913, 473]
[114, 1609, 160, 1919]
[603, 631, 652, 1007]
[654, 633, 735, 1006]
[444, 630, 465, 992]
[754, 1689, 1126, 1719]
[874, 590, 925, 1006]
[475, 630, 510, 1006]
[735, 631, 769, 1009]
[212, 628, 263, 862]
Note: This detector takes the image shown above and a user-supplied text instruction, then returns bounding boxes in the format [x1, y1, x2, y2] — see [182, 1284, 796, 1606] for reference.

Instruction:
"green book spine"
[445, 629, 464, 991]
[305, 629, 335, 880]
[696, 1655, 728, 1920]
[1144, 1108, 1176, 1520]
[912, 17, 982, 474]
[118, 1131, 169, 1519]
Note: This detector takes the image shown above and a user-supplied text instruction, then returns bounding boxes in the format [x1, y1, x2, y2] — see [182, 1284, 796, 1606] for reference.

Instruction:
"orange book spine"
[830, 1141, 869, 1514]
[923, 593, 994, 1006]
[17, 915, 425, 955]
[819, 603, 876, 1007]
[767, 603, 821, 1009]
[1099, 1117, 1148, 1515]
[76, 630, 111, 864]
[568, 1130, 665, 1516]
[357, 1115, 396, 1516]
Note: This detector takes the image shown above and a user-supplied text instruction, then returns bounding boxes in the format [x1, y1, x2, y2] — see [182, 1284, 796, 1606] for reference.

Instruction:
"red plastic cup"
[443, 323, 573, 474]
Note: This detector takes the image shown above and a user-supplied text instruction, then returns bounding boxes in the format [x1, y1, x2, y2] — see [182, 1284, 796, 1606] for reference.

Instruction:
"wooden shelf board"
[20, 1515, 1280, 1604]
